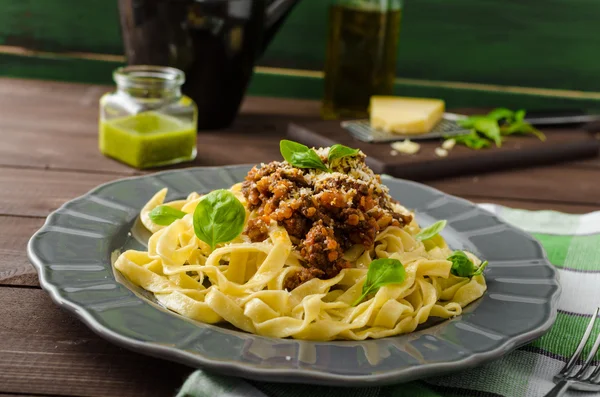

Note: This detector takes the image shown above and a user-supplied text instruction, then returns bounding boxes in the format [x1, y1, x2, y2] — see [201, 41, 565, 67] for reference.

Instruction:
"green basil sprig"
[458, 115, 502, 147]
[193, 189, 246, 250]
[514, 109, 526, 122]
[415, 220, 447, 241]
[280, 140, 361, 172]
[486, 107, 515, 121]
[448, 250, 489, 277]
[352, 258, 406, 306]
[473, 118, 502, 147]
[501, 119, 546, 141]
[328, 143, 360, 163]
[450, 131, 491, 150]
[280, 140, 329, 172]
[456, 108, 545, 149]
[148, 205, 187, 226]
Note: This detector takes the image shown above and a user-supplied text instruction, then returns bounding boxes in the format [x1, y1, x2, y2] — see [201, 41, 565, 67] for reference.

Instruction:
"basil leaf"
[487, 108, 514, 121]
[501, 121, 523, 135]
[328, 144, 360, 163]
[415, 220, 447, 241]
[352, 258, 406, 306]
[448, 250, 489, 277]
[455, 108, 544, 149]
[457, 116, 501, 147]
[474, 118, 502, 147]
[451, 132, 491, 150]
[457, 115, 489, 129]
[464, 137, 491, 149]
[280, 140, 329, 172]
[501, 120, 546, 141]
[193, 189, 246, 251]
[447, 251, 475, 277]
[527, 125, 546, 141]
[148, 205, 187, 226]
[473, 260, 489, 276]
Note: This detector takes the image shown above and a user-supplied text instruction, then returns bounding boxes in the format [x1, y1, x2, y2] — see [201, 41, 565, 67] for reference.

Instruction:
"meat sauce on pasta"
[242, 152, 412, 290]
[114, 145, 487, 340]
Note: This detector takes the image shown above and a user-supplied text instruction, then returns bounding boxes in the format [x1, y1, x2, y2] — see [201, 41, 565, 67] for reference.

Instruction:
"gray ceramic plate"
[28, 165, 560, 386]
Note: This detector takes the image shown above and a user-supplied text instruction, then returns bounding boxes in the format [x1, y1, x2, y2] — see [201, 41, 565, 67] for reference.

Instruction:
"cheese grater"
[341, 113, 472, 143]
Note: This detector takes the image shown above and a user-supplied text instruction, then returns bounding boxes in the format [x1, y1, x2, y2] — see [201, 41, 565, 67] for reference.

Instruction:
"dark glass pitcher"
[118, 0, 300, 130]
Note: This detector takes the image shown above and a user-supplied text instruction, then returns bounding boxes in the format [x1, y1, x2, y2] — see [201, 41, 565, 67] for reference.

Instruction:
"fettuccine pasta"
[114, 146, 487, 340]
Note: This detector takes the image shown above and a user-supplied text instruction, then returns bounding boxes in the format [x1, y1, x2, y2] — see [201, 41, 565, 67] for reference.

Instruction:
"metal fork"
[544, 307, 600, 397]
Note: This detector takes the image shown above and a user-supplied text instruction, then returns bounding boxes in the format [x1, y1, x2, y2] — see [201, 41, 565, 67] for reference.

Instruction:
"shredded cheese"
[390, 140, 421, 155]
[442, 139, 456, 150]
[301, 149, 388, 196]
[435, 148, 449, 158]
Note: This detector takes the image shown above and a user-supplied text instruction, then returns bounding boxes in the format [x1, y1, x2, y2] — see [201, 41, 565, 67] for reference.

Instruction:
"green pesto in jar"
[99, 112, 197, 169]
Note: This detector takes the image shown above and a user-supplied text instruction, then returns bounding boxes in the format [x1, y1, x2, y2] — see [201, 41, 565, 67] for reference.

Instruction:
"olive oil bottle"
[322, 0, 402, 120]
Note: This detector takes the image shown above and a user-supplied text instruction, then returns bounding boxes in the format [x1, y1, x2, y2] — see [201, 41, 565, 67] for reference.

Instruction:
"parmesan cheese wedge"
[370, 96, 445, 135]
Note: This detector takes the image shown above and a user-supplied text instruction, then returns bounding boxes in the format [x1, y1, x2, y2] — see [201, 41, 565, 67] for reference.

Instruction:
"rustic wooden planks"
[0, 77, 598, 177]
[289, 120, 600, 181]
[0, 77, 599, 397]
[1, 164, 598, 223]
[0, 78, 320, 173]
[429, 167, 600, 206]
[0, 395, 59, 397]
[0, 216, 43, 287]
[3, 164, 599, 221]
[0, 287, 192, 397]
[0, 168, 117, 218]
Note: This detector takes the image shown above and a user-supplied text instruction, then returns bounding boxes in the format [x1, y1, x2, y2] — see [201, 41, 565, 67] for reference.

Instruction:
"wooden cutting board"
[287, 120, 600, 181]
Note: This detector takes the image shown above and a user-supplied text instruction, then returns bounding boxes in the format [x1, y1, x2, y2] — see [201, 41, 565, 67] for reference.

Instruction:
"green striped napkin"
[176, 205, 600, 397]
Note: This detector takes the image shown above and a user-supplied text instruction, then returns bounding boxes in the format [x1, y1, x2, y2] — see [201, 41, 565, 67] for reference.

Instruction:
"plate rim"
[27, 164, 561, 386]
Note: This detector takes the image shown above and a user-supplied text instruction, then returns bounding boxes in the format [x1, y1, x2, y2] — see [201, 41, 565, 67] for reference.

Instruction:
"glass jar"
[321, 0, 403, 120]
[99, 65, 198, 169]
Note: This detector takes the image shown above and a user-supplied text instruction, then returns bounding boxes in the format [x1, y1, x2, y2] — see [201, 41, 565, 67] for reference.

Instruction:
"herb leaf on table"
[474, 118, 502, 147]
[487, 108, 515, 121]
[448, 131, 491, 150]
[454, 108, 546, 149]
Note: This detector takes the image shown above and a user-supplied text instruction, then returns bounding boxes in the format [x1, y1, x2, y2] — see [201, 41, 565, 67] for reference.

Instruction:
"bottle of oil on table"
[321, 0, 402, 120]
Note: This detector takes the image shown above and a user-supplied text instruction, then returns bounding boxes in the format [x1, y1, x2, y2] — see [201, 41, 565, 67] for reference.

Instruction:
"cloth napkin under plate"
[176, 205, 600, 397]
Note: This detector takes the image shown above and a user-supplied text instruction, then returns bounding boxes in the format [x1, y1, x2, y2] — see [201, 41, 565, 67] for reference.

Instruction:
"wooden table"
[1, 78, 599, 397]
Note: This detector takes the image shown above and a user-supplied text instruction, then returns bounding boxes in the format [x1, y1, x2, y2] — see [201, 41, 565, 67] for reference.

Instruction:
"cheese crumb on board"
[442, 138, 456, 150]
[370, 96, 445, 135]
[391, 139, 420, 155]
[435, 147, 448, 157]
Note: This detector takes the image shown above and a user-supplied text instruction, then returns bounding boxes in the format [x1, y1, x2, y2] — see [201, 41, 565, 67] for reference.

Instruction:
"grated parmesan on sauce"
[280, 147, 413, 220]
[303, 148, 387, 196]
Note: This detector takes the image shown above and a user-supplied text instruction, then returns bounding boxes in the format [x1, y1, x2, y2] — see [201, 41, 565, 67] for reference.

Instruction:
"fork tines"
[557, 307, 600, 383]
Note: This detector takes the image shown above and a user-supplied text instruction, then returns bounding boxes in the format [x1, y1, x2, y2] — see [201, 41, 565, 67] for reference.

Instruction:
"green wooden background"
[2, 0, 600, 109]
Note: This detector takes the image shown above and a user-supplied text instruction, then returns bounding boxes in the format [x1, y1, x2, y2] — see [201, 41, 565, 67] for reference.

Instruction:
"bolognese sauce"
[242, 150, 412, 290]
